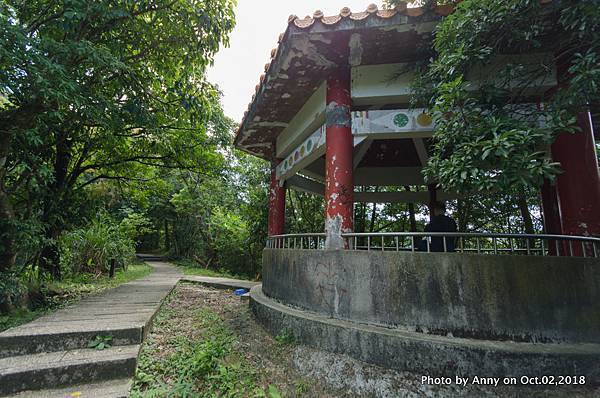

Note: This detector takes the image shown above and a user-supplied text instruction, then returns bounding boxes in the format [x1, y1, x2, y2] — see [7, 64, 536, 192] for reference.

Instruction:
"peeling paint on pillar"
[325, 68, 354, 249]
[326, 101, 351, 127]
[268, 160, 286, 236]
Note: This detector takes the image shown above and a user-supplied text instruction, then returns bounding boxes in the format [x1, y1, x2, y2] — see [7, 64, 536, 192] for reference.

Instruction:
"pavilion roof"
[234, 2, 454, 160]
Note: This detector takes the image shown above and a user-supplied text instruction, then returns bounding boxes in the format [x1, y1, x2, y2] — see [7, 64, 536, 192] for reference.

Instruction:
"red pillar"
[551, 110, 600, 237]
[325, 68, 353, 249]
[267, 161, 286, 236]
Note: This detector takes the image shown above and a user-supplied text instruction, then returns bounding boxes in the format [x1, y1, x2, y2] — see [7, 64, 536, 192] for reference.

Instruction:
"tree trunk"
[456, 198, 470, 233]
[38, 131, 73, 279]
[164, 220, 170, 251]
[39, 224, 62, 279]
[517, 192, 535, 234]
[404, 186, 417, 232]
[0, 131, 16, 273]
[0, 190, 16, 273]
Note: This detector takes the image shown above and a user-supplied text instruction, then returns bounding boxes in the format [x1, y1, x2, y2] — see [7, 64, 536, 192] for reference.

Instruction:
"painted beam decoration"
[351, 108, 435, 135]
[276, 125, 326, 179]
[277, 108, 435, 181]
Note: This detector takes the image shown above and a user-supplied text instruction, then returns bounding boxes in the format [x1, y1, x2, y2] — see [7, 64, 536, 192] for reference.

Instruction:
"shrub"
[0, 273, 26, 313]
[59, 214, 136, 275]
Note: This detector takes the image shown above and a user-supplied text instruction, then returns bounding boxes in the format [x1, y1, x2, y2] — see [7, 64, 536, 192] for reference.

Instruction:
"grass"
[132, 306, 266, 397]
[173, 259, 250, 280]
[0, 262, 152, 332]
[131, 283, 354, 397]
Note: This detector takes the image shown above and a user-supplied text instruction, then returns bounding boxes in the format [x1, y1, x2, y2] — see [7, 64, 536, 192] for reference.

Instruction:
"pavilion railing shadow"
[266, 232, 600, 258]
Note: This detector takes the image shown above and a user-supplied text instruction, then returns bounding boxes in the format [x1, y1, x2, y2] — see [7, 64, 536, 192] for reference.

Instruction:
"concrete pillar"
[324, 68, 353, 249]
[551, 110, 600, 238]
[268, 160, 286, 236]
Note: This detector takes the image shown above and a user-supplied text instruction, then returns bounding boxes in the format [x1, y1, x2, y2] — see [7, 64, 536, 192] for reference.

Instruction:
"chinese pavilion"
[236, 2, 600, 381]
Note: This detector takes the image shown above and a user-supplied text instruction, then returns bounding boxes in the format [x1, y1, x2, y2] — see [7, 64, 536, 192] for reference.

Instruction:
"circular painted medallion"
[393, 113, 409, 128]
[417, 113, 433, 127]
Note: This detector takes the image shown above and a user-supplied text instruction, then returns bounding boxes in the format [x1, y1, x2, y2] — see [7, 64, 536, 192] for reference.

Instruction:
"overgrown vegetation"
[132, 292, 280, 397]
[131, 283, 344, 398]
[59, 213, 137, 275]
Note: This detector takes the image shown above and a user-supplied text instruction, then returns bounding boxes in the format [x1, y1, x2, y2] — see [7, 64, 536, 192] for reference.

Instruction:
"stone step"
[1, 261, 181, 359]
[0, 345, 140, 396]
[10, 378, 131, 398]
[0, 323, 144, 359]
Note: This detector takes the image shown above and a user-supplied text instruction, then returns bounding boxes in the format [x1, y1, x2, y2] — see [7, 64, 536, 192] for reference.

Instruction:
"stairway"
[0, 261, 181, 397]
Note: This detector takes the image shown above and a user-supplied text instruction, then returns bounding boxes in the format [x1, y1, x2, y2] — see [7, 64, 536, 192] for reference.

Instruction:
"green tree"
[385, 0, 599, 194]
[0, 0, 235, 276]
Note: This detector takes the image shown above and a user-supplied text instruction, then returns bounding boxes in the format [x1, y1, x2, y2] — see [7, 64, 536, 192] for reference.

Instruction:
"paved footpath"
[0, 261, 182, 397]
[0, 260, 260, 397]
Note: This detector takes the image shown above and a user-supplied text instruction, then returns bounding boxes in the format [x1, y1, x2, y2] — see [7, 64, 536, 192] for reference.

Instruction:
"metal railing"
[266, 232, 600, 258]
[266, 233, 326, 250]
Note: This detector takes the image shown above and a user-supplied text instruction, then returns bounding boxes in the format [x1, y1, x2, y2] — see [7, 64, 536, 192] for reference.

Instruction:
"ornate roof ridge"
[238, 3, 454, 142]
[288, 2, 455, 30]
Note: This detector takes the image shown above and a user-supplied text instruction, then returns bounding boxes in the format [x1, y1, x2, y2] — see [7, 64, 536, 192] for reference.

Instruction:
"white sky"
[207, 1, 383, 123]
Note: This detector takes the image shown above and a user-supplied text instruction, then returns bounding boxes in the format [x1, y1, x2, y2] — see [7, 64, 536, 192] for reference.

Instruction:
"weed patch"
[88, 335, 113, 350]
[131, 284, 339, 398]
[132, 305, 264, 397]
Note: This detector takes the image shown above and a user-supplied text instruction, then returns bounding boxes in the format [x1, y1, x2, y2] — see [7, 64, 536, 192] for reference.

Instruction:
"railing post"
[541, 239, 545, 256]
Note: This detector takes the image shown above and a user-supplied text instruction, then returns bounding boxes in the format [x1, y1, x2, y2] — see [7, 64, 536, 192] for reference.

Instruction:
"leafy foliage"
[0, 272, 26, 312]
[59, 213, 136, 275]
[137, 149, 269, 279]
[88, 334, 113, 350]
[0, 0, 236, 277]
[274, 328, 296, 345]
[389, 0, 600, 193]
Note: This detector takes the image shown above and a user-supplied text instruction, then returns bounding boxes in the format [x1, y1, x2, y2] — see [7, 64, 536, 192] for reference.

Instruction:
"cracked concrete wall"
[261, 249, 600, 344]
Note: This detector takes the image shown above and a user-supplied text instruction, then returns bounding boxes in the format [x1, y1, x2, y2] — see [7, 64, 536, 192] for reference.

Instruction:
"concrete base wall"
[262, 249, 600, 343]
[251, 285, 600, 382]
